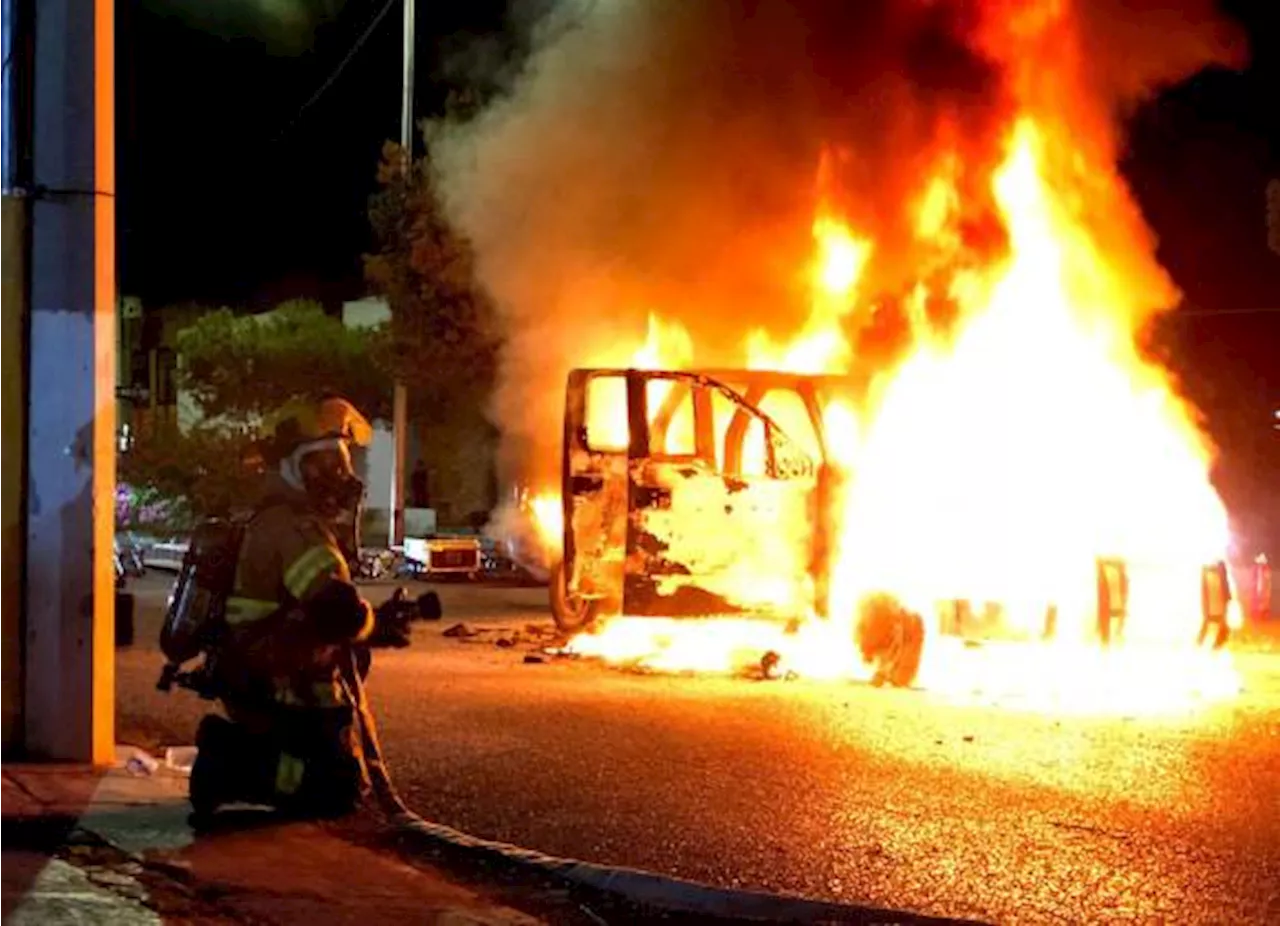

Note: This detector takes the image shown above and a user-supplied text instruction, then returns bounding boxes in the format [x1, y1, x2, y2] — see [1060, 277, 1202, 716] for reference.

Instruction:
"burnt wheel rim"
[551, 562, 596, 632]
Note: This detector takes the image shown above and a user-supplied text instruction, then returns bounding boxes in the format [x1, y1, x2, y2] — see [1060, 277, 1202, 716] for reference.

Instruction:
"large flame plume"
[430, 0, 1248, 712]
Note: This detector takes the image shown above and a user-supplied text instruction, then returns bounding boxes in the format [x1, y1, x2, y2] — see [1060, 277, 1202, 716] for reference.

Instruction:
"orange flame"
[558, 114, 1241, 715]
[747, 213, 871, 374]
[528, 492, 563, 552]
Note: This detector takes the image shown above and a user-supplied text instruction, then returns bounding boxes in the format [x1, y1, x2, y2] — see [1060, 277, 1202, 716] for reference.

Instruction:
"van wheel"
[856, 594, 925, 688]
[549, 561, 598, 634]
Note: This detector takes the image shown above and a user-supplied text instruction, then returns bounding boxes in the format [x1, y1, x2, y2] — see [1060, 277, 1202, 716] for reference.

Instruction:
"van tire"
[549, 561, 598, 634]
[856, 594, 925, 688]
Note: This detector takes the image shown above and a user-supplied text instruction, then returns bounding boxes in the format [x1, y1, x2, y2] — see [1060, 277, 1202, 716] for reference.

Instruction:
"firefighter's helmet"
[267, 396, 372, 512]
[268, 395, 373, 456]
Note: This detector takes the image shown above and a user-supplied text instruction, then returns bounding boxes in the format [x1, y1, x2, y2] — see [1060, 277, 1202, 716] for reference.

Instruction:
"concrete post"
[0, 195, 25, 753]
[2, 0, 34, 757]
[19, 0, 116, 762]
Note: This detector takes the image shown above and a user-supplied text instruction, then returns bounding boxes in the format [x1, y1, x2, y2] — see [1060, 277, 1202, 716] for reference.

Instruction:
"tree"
[177, 298, 391, 423]
[120, 298, 390, 526]
[118, 424, 263, 529]
[364, 143, 499, 421]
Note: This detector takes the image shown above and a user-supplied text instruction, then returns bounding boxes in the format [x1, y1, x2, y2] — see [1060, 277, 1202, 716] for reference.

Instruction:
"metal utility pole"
[401, 0, 415, 155]
[390, 0, 414, 547]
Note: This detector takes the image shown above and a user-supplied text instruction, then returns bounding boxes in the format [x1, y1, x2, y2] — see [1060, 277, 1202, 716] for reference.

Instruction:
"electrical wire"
[271, 0, 401, 144]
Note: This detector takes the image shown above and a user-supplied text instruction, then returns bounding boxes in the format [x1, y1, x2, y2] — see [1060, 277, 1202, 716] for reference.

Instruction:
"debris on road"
[443, 623, 481, 639]
[441, 621, 563, 652]
[123, 747, 160, 777]
[523, 654, 546, 665]
[730, 650, 800, 682]
[540, 645, 580, 659]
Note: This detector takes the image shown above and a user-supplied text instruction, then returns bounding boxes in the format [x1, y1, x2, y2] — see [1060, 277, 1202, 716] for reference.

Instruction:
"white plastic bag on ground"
[164, 746, 198, 775]
[123, 749, 160, 777]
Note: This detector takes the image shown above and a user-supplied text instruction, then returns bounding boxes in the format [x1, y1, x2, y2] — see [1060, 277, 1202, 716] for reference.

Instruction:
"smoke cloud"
[428, 0, 1244, 497]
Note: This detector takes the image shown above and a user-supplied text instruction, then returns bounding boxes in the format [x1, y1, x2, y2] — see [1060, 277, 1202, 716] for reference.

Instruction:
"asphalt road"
[117, 572, 1280, 924]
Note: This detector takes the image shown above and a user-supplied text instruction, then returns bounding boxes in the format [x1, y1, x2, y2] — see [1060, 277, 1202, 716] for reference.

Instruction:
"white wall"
[341, 297, 391, 331]
[342, 298, 404, 544]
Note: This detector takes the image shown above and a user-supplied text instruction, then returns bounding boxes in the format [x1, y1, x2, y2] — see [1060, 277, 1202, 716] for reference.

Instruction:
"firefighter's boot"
[189, 714, 236, 823]
[189, 714, 276, 825]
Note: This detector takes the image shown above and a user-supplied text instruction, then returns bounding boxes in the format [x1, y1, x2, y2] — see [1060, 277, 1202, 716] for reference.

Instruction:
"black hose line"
[341, 652, 984, 925]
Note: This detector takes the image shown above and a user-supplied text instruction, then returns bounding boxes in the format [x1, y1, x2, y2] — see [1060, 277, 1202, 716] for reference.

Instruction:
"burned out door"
[561, 370, 632, 614]
[623, 372, 819, 619]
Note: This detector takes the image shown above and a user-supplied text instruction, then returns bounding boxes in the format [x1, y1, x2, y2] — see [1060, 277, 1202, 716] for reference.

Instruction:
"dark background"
[116, 0, 516, 307]
[115, 0, 1278, 549]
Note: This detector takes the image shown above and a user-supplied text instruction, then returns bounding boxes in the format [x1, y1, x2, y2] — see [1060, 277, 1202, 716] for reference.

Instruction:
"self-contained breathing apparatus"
[156, 514, 254, 698]
[156, 513, 444, 698]
[157, 396, 368, 699]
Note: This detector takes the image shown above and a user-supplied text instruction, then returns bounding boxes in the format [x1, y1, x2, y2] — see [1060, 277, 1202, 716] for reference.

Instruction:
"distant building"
[115, 295, 186, 448]
[342, 296, 498, 542]
[341, 297, 415, 543]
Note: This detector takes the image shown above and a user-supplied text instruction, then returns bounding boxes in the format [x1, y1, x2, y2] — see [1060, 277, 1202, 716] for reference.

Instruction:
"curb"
[389, 811, 987, 925]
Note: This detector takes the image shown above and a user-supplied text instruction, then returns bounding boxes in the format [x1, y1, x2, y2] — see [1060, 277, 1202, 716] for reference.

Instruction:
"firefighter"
[189, 396, 378, 822]
[1198, 559, 1232, 649]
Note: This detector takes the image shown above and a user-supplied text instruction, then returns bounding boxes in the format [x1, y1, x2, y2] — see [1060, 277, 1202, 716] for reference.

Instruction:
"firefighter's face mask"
[286, 439, 365, 516]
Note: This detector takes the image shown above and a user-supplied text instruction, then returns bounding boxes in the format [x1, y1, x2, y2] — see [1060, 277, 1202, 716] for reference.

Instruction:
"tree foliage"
[121, 298, 390, 525]
[177, 298, 391, 423]
[364, 143, 499, 421]
[118, 423, 264, 528]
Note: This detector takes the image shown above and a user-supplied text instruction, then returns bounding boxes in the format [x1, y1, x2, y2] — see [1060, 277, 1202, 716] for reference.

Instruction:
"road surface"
[117, 573, 1280, 924]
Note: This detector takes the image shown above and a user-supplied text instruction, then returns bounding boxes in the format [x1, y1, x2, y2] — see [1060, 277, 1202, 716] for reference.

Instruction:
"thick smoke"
[428, 0, 1243, 504]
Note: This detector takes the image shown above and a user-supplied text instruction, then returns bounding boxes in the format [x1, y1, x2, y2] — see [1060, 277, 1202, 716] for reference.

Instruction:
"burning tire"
[856, 594, 925, 688]
[549, 561, 600, 633]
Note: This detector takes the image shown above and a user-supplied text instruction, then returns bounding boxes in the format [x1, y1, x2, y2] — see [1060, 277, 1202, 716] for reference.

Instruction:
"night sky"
[117, 0, 513, 308]
[118, 0, 1277, 543]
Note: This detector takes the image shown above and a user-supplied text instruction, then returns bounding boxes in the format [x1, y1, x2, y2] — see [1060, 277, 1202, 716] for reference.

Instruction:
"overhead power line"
[271, 0, 400, 144]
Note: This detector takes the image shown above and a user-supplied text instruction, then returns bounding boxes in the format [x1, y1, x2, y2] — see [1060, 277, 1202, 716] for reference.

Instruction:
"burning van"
[543, 362, 1242, 694]
[433, 0, 1251, 709]
[549, 366, 925, 686]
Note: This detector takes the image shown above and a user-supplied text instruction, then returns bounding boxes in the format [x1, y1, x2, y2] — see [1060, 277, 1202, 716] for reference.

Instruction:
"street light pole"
[390, 0, 414, 548]
[401, 0, 415, 153]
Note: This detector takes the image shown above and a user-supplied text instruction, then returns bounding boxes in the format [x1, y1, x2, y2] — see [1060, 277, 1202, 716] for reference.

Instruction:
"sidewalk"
[2, 749, 557, 926]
